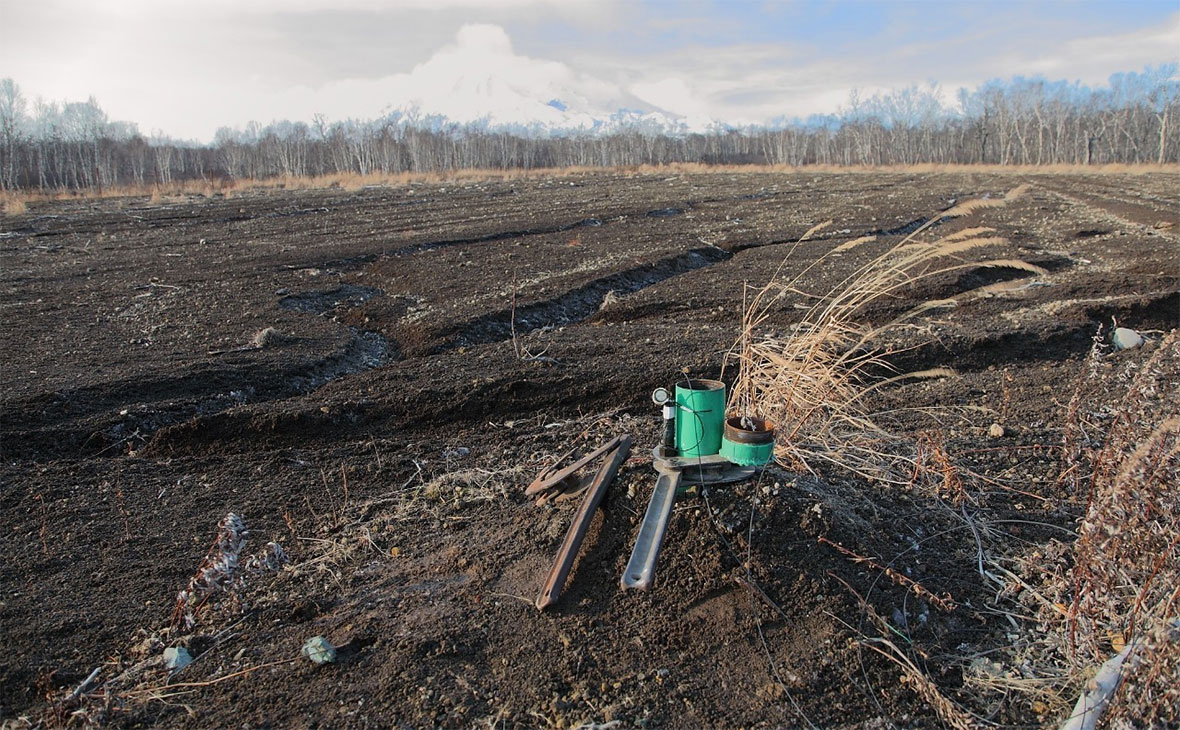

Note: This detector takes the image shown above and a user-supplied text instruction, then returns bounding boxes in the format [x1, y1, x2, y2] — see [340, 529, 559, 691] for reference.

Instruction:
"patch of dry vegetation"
[6, 162, 1176, 209]
[974, 331, 1180, 728]
[724, 184, 1040, 481]
[724, 181, 1178, 726]
[32, 512, 292, 728]
[2, 191, 29, 215]
[635, 162, 1180, 176]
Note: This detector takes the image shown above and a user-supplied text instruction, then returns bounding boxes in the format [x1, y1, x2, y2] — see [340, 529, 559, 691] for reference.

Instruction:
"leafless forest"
[1, 66, 1178, 192]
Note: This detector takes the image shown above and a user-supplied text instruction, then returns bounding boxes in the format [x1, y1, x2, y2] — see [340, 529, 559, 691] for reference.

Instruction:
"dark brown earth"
[2, 170, 1177, 728]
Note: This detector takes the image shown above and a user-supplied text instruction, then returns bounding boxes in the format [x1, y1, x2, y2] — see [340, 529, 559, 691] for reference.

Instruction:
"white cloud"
[117, 23, 652, 138]
[568, 11, 1180, 127]
[1012, 12, 1180, 82]
[630, 78, 709, 119]
[45, 0, 595, 16]
[384, 23, 601, 123]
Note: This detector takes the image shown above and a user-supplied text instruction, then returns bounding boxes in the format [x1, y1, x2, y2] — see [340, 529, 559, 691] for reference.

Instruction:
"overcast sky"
[2, 0, 1178, 143]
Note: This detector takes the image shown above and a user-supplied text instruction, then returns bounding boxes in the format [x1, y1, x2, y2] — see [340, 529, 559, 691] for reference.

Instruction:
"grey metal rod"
[620, 467, 681, 591]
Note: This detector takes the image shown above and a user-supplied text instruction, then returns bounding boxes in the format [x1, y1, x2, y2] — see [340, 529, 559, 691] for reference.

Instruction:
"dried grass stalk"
[724, 184, 1036, 481]
[940, 226, 997, 242]
[799, 219, 833, 241]
[173, 513, 248, 630]
[830, 234, 876, 254]
[1070, 335, 1180, 657]
[818, 537, 957, 611]
[837, 577, 976, 730]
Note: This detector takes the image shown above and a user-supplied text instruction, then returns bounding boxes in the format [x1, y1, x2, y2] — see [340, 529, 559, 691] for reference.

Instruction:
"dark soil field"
[2, 170, 1178, 729]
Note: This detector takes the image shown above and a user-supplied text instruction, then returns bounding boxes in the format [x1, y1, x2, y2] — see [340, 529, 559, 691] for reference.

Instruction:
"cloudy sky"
[2, 0, 1178, 142]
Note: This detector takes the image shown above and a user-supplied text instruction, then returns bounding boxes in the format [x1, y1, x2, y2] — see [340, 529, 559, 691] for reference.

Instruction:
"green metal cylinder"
[720, 416, 776, 466]
[674, 379, 726, 457]
[720, 437, 775, 466]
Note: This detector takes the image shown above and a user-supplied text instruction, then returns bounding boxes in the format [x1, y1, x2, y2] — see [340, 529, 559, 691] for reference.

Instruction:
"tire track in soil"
[1044, 177, 1179, 213]
[884, 288, 1178, 375]
[4, 280, 395, 460]
[283, 186, 880, 273]
[430, 245, 732, 352]
[720, 214, 953, 254]
[286, 211, 630, 272]
[0, 189, 1084, 460]
[142, 196, 986, 455]
[306, 201, 697, 271]
[11, 240, 733, 459]
[2, 328, 393, 460]
[139, 245, 738, 456]
[374, 216, 610, 258]
[1037, 183, 1180, 232]
[35, 185, 1020, 457]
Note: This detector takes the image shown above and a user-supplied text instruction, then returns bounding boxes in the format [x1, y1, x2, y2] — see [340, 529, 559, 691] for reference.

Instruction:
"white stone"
[301, 636, 336, 665]
[988, 423, 1005, 438]
[1112, 327, 1143, 350]
[163, 646, 192, 671]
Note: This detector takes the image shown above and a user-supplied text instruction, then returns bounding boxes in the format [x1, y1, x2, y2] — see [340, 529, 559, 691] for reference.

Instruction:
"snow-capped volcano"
[377, 25, 703, 135]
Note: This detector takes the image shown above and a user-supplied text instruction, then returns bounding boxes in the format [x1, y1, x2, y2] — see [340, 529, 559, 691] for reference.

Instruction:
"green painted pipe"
[719, 416, 776, 466]
[674, 379, 725, 457]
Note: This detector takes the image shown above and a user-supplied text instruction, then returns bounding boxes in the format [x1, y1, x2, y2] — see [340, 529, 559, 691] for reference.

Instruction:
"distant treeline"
[1, 65, 1177, 192]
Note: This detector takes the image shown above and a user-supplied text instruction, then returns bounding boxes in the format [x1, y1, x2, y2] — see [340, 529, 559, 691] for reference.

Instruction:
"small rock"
[1113, 327, 1143, 350]
[163, 646, 192, 671]
[301, 636, 336, 664]
[988, 423, 1005, 439]
[252, 327, 287, 348]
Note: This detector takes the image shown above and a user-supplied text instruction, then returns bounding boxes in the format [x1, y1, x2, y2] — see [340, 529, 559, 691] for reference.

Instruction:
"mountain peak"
[379, 24, 707, 136]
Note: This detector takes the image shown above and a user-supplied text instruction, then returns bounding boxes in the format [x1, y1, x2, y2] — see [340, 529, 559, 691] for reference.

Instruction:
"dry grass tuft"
[2, 191, 28, 216]
[251, 327, 288, 348]
[1065, 332, 1180, 726]
[7, 162, 1177, 204]
[172, 513, 248, 631]
[171, 513, 288, 631]
[724, 185, 1035, 481]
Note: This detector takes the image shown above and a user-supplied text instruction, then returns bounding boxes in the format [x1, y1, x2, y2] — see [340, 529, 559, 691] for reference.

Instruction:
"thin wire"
[701, 470, 818, 730]
[675, 375, 817, 721]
